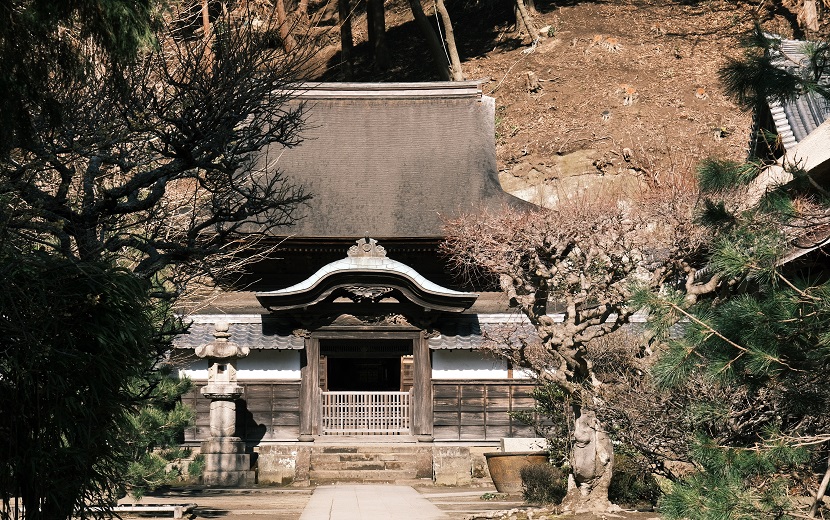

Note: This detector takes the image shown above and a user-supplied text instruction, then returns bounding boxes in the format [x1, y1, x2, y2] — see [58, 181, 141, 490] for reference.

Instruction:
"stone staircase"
[308, 444, 434, 484]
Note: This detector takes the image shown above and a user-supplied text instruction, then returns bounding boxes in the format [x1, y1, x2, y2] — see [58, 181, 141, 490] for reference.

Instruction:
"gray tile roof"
[173, 322, 305, 350]
[173, 316, 540, 350]
[769, 38, 830, 149]
[427, 317, 539, 349]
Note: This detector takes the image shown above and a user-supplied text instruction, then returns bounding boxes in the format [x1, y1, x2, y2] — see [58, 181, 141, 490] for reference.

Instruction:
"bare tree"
[1, 5, 311, 296]
[443, 194, 695, 511]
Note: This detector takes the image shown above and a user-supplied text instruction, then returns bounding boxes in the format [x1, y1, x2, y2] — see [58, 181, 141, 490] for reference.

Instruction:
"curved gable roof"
[256, 238, 477, 312]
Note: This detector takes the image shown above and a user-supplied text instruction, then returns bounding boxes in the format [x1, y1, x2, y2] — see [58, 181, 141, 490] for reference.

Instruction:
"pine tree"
[636, 154, 830, 518]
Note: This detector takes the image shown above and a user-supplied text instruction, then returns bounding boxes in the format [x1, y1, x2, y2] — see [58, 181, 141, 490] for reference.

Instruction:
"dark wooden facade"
[433, 381, 536, 440]
[183, 378, 536, 443]
[183, 381, 302, 442]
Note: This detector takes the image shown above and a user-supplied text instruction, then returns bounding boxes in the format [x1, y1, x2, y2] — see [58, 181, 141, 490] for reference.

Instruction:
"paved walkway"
[299, 485, 448, 520]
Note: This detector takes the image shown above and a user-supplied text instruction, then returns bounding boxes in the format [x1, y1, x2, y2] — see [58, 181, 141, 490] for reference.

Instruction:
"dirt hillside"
[305, 0, 824, 203]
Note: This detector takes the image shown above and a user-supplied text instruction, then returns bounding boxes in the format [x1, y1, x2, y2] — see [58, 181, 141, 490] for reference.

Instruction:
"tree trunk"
[514, 4, 528, 35]
[367, 0, 390, 70]
[367, 0, 376, 48]
[338, 0, 354, 79]
[276, 0, 297, 52]
[407, 0, 451, 80]
[202, 0, 211, 39]
[201, 0, 214, 67]
[560, 409, 618, 513]
[515, 0, 538, 40]
[434, 0, 463, 81]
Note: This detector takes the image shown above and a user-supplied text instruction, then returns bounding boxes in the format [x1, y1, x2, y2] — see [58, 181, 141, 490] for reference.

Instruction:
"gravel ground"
[124, 486, 658, 520]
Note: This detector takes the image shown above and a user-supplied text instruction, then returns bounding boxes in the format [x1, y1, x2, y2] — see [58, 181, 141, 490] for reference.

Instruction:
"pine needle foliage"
[719, 26, 807, 112]
[643, 215, 830, 518]
[0, 245, 188, 519]
[659, 437, 809, 520]
[696, 159, 759, 193]
[639, 91, 830, 516]
[122, 367, 195, 499]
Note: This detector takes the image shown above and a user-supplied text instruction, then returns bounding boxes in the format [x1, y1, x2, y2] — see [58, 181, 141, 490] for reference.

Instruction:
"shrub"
[609, 454, 661, 508]
[520, 463, 567, 504]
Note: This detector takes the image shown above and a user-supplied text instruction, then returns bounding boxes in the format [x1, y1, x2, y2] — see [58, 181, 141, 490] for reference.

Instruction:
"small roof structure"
[767, 38, 830, 150]
[255, 238, 478, 313]
[263, 81, 527, 239]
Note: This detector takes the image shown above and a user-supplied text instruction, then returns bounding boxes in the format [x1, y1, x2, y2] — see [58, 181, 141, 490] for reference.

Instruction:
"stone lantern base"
[201, 437, 255, 486]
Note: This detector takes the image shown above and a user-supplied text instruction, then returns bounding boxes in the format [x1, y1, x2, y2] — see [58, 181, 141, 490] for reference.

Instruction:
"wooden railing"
[321, 391, 411, 435]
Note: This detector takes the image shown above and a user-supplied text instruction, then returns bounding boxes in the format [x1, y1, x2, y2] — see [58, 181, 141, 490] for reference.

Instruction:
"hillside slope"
[306, 0, 825, 204]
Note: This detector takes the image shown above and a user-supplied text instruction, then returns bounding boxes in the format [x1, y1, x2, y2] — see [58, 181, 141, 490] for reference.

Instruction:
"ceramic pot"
[483, 451, 549, 493]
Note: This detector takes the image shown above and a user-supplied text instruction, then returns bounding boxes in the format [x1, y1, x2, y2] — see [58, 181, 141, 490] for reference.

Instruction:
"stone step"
[310, 452, 425, 464]
[315, 445, 428, 454]
[308, 469, 427, 484]
[310, 459, 424, 471]
[308, 445, 431, 479]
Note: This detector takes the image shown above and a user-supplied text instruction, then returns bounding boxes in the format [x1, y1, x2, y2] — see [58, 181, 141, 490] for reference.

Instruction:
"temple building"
[174, 81, 542, 485]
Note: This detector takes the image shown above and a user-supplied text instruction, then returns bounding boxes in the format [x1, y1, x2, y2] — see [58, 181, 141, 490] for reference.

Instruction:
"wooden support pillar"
[412, 332, 433, 440]
[299, 337, 319, 441]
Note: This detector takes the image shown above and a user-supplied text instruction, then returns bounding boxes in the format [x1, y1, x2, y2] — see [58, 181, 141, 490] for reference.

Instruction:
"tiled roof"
[769, 38, 830, 150]
[172, 315, 540, 350]
[427, 317, 540, 349]
[173, 322, 304, 349]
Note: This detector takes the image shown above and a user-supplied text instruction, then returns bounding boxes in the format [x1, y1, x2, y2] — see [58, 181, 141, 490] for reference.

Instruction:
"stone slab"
[299, 485, 447, 520]
[202, 469, 255, 487]
[499, 438, 547, 452]
[432, 446, 471, 486]
[201, 437, 246, 453]
[205, 453, 251, 472]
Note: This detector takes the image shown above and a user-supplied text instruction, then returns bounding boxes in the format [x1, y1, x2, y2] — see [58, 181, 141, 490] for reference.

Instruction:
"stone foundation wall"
[252, 443, 496, 487]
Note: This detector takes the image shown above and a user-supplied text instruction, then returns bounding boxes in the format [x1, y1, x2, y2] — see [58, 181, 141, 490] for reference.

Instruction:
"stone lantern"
[195, 322, 254, 486]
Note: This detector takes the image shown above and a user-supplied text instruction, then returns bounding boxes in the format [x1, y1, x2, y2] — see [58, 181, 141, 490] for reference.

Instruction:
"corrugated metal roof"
[769, 38, 830, 149]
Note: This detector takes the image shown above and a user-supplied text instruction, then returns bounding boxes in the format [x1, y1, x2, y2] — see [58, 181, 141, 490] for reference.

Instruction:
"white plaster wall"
[432, 350, 510, 379]
[512, 367, 533, 379]
[178, 358, 208, 380]
[178, 350, 301, 380]
[238, 350, 301, 380]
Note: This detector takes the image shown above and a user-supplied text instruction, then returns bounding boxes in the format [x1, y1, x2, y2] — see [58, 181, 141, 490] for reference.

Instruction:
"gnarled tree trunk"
[407, 0, 451, 80]
[560, 409, 618, 513]
[276, 0, 297, 52]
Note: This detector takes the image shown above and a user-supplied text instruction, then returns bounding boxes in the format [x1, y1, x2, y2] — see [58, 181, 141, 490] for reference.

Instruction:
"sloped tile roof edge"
[172, 312, 649, 350]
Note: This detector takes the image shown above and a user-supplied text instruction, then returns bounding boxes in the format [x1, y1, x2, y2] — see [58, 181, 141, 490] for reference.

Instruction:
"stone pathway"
[299, 485, 448, 520]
